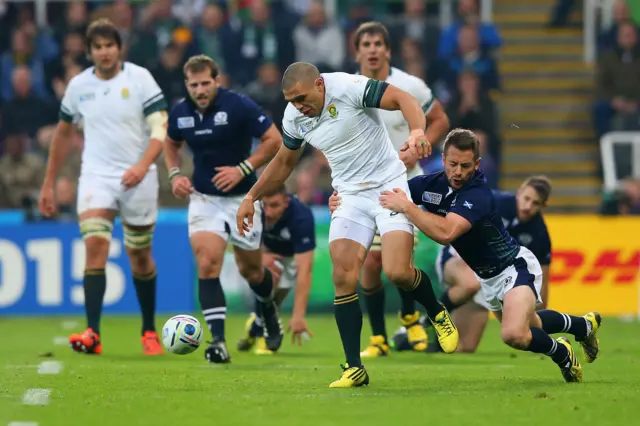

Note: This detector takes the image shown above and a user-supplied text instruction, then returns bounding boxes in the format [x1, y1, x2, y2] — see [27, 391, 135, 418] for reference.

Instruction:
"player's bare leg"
[123, 222, 162, 355]
[191, 231, 230, 363]
[69, 209, 117, 355]
[452, 302, 489, 353]
[359, 249, 392, 357]
[234, 246, 284, 352]
[501, 286, 582, 382]
[381, 230, 458, 353]
[428, 257, 481, 352]
[328, 235, 369, 388]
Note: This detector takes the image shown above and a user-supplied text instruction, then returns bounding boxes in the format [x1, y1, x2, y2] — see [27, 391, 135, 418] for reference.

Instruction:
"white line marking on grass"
[37, 361, 63, 375]
[8, 422, 39, 426]
[53, 336, 68, 345]
[60, 321, 78, 330]
[22, 389, 51, 406]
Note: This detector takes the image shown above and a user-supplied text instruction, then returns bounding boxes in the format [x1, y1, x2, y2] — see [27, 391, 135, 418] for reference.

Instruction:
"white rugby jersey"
[282, 72, 405, 194]
[379, 67, 434, 178]
[60, 62, 167, 177]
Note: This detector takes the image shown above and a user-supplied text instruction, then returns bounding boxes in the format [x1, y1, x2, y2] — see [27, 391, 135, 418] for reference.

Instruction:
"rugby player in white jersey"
[237, 62, 459, 388]
[39, 19, 168, 356]
[351, 22, 451, 357]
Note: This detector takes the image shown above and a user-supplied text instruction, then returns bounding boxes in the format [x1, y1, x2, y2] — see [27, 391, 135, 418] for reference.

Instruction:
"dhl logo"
[551, 249, 640, 285]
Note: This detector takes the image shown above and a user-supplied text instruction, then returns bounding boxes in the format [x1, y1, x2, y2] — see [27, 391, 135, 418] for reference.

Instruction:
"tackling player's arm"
[403, 204, 471, 246]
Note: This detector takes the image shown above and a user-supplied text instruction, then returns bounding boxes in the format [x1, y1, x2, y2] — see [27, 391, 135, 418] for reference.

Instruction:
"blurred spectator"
[0, 134, 44, 208]
[290, 148, 333, 205]
[54, 1, 88, 43]
[129, 0, 189, 69]
[45, 31, 90, 93]
[293, 1, 345, 73]
[1, 29, 48, 102]
[601, 178, 640, 215]
[387, 0, 441, 69]
[438, 0, 502, 59]
[475, 129, 498, 189]
[1, 66, 56, 138]
[548, 0, 577, 28]
[16, 8, 59, 63]
[151, 43, 186, 107]
[244, 62, 286, 125]
[188, 3, 241, 72]
[110, 0, 135, 49]
[599, 0, 637, 50]
[236, 0, 295, 86]
[594, 21, 640, 137]
[444, 24, 500, 92]
[446, 70, 499, 155]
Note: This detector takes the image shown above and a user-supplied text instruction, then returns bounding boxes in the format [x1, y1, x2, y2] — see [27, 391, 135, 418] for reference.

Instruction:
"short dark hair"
[354, 21, 390, 51]
[263, 184, 288, 198]
[521, 175, 552, 204]
[443, 128, 480, 160]
[86, 18, 122, 52]
[183, 55, 219, 79]
[281, 62, 319, 90]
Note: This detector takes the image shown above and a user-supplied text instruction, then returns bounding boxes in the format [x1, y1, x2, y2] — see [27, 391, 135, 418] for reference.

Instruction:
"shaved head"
[282, 62, 320, 90]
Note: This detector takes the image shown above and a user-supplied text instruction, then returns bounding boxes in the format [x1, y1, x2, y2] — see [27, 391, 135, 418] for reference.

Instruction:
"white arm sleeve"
[282, 105, 305, 150]
[413, 79, 435, 114]
[59, 81, 78, 123]
[138, 68, 167, 116]
[342, 74, 388, 109]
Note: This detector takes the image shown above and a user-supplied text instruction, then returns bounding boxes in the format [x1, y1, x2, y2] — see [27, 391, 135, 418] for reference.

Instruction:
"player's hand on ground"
[288, 315, 314, 346]
[236, 197, 255, 235]
[171, 175, 194, 198]
[399, 148, 419, 170]
[328, 191, 341, 215]
[212, 166, 244, 192]
[379, 188, 411, 213]
[401, 131, 431, 159]
[121, 163, 148, 189]
[262, 252, 283, 282]
[38, 184, 57, 217]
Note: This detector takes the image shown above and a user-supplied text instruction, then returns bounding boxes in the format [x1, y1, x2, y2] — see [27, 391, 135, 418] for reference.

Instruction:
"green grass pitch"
[2, 314, 639, 426]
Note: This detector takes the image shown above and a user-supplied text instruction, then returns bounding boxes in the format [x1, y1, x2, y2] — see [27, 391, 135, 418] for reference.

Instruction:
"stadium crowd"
[0, 0, 637, 215]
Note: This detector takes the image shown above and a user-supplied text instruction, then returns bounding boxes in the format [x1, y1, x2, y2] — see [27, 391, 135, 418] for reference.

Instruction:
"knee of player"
[80, 217, 113, 261]
[238, 263, 264, 284]
[364, 250, 382, 270]
[384, 266, 414, 288]
[194, 251, 223, 277]
[500, 326, 531, 350]
[127, 248, 154, 274]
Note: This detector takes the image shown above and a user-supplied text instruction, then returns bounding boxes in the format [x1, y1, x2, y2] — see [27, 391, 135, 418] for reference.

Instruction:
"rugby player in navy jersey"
[331, 129, 601, 382]
[395, 176, 558, 353]
[163, 55, 284, 364]
[236, 185, 316, 354]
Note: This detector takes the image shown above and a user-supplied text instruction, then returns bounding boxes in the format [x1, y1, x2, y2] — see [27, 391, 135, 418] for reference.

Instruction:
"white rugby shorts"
[329, 173, 414, 249]
[77, 168, 158, 226]
[188, 191, 263, 251]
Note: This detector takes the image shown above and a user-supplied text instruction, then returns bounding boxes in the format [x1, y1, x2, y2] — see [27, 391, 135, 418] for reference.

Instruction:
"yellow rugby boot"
[399, 311, 428, 352]
[329, 364, 370, 388]
[236, 313, 258, 352]
[429, 308, 459, 353]
[557, 337, 582, 383]
[360, 335, 390, 358]
[578, 312, 602, 363]
[254, 337, 274, 355]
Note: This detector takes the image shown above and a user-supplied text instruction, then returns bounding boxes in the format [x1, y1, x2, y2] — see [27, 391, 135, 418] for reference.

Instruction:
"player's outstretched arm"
[290, 249, 315, 344]
[237, 146, 303, 235]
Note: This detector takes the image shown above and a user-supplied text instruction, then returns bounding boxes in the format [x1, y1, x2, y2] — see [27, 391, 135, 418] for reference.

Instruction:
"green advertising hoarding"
[213, 223, 443, 314]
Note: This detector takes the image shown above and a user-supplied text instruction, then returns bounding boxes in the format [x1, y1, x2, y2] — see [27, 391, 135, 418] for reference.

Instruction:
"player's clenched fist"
[121, 163, 148, 189]
[328, 191, 341, 215]
[402, 129, 431, 159]
[38, 183, 57, 217]
[236, 196, 255, 236]
[171, 175, 194, 198]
